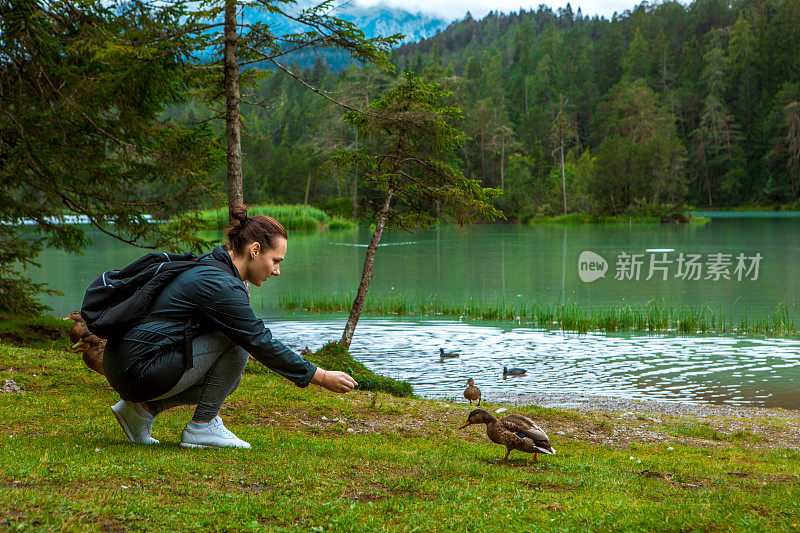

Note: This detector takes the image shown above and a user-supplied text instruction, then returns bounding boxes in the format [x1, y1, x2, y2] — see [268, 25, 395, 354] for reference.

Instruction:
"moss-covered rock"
[307, 342, 413, 397]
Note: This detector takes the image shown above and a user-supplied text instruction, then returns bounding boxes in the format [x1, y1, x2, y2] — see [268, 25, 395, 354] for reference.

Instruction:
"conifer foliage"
[0, 0, 220, 313]
[328, 74, 502, 347]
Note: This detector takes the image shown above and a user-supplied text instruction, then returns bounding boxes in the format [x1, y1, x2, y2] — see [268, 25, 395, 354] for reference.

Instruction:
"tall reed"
[278, 293, 799, 337]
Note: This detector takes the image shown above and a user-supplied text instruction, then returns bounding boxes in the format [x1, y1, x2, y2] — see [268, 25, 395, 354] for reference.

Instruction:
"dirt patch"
[91, 515, 130, 533]
[543, 503, 564, 511]
[383, 486, 437, 501]
[761, 475, 797, 484]
[1, 325, 64, 346]
[726, 471, 749, 478]
[638, 469, 673, 480]
[27, 325, 63, 340]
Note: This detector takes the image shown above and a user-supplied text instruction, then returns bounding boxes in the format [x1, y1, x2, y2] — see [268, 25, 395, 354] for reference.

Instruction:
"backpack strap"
[129, 258, 229, 371]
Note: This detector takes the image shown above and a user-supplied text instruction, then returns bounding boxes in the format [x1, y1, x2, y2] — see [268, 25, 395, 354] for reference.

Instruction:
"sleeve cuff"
[295, 362, 317, 388]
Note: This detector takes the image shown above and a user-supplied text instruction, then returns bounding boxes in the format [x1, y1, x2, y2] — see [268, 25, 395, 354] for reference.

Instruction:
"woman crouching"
[104, 205, 356, 448]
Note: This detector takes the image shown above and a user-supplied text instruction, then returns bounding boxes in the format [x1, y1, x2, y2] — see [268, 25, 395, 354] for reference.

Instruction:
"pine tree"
[185, 0, 401, 223]
[621, 27, 653, 83]
[0, 0, 220, 313]
[327, 75, 502, 348]
[690, 34, 743, 206]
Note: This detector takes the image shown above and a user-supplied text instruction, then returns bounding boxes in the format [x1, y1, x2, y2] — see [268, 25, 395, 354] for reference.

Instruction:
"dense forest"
[172, 0, 800, 221]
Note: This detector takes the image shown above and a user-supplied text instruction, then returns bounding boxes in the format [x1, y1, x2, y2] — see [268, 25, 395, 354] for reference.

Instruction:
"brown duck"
[459, 409, 555, 464]
[72, 332, 106, 376]
[463, 378, 481, 406]
[63, 311, 88, 344]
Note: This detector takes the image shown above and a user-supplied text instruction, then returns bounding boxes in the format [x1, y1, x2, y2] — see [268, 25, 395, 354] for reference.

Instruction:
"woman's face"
[246, 237, 287, 287]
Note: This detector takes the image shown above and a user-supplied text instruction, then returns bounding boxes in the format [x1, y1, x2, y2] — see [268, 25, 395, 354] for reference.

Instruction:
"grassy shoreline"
[527, 213, 710, 225]
[186, 203, 716, 231]
[2, 341, 799, 531]
[279, 294, 800, 338]
[192, 204, 357, 231]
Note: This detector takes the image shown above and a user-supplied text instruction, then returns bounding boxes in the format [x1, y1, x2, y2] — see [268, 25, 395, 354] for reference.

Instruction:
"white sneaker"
[110, 400, 159, 444]
[180, 416, 251, 449]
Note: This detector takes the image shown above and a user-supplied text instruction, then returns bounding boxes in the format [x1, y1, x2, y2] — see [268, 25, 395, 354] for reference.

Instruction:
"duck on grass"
[459, 408, 555, 464]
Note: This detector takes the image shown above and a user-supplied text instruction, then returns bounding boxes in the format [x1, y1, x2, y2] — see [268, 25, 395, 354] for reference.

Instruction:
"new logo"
[578, 251, 608, 282]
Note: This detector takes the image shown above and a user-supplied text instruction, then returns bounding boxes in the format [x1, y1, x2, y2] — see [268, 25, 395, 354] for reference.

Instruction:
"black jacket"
[104, 245, 316, 401]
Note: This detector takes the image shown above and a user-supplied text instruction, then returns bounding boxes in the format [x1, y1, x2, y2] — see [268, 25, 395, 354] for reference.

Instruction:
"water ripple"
[266, 315, 800, 409]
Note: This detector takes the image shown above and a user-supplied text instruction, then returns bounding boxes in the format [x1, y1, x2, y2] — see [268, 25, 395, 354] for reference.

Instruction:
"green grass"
[0, 314, 72, 350]
[526, 213, 711, 225]
[307, 342, 413, 397]
[2, 341, 800, 532]
[192, 204, 356, 231]
[280, 294, 800, 338]
[527, 213, 665, 224]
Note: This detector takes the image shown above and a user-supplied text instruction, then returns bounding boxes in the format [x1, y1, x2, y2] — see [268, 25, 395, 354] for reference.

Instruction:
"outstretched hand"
[313, 368, 358, 393]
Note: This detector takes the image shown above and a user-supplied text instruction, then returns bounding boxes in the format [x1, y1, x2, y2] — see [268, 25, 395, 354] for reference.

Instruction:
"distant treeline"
[171, 0, 800, 221]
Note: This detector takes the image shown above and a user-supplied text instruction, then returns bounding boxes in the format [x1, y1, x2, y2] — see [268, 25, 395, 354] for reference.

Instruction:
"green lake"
[21, 218, 800, 409]
[29, 218, 800, 317]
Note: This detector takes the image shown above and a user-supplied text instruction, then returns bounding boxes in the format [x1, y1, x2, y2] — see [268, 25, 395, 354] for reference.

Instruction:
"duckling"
[72, 332, 106, 376]
[503, 366, 527, 378]
[63, 311, 88, 344]
[439, 348, 460, 361]
[459, 408, 555, 464]
[464, 378, 482, 406]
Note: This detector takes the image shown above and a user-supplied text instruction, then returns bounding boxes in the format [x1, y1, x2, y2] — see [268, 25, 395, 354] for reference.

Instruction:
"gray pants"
[145, 331, 249, 422]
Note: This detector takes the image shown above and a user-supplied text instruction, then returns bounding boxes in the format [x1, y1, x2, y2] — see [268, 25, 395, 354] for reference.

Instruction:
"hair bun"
[230, 204, 248, 223]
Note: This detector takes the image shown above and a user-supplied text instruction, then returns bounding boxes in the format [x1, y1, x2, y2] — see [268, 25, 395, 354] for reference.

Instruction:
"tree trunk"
[500, 136, 505, 192]
[352, 175, 358, 220]
[340, 188, 393, 349]
[560, 141, 567, 215]
[524, 76, 528, 115]
[479, 127, 485, 178]
[304, 173, 311, 205]
[352, 129, 359, 219]
[224, 0, 243, 225]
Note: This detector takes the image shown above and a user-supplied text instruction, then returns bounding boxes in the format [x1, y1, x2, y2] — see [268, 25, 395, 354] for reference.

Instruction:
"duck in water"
[503, 366, 527, 378]
[439, 348, 460, 361]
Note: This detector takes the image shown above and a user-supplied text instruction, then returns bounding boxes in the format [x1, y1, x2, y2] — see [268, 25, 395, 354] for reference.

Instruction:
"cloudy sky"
[352, 0, 642, 21]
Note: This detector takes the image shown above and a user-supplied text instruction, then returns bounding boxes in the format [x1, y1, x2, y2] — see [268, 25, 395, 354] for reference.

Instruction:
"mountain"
[230, 2, 451, 70]
[336, 5, 451, 43]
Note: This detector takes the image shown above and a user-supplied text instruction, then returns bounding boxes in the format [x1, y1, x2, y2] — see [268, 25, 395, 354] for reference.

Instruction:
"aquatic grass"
[190, 204, 354, 231]
[327, 216, 357, 230]
[279, 293, 800, 338]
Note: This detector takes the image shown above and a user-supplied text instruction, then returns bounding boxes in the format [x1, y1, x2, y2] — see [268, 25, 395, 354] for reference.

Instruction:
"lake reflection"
[270, 315, 800, 410]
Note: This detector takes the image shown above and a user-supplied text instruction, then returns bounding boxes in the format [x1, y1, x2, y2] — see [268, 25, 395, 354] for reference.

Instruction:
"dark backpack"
[81, 251, 213, 342]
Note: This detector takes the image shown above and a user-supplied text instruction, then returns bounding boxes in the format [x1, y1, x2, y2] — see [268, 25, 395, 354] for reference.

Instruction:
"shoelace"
[210, 417, 237, 439]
